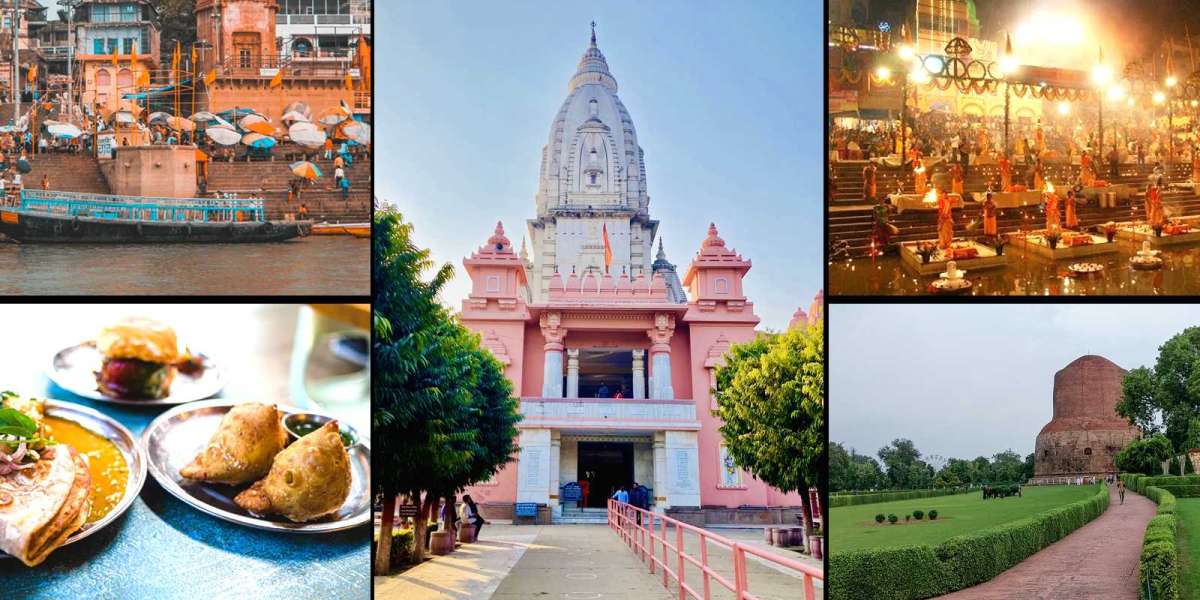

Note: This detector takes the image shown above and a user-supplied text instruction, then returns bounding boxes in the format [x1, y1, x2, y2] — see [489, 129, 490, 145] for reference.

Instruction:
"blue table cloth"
[0, 305, 369, 599]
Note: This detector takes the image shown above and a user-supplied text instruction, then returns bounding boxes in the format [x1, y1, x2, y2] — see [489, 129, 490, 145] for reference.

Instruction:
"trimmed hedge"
[830, 487, 972, 508]
[829, 484, 1109, 599]
[1126, 475, 1200, 495]
[1138, 486, 1180, 600]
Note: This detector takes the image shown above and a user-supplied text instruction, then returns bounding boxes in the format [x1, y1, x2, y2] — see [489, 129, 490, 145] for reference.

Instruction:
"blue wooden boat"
[0, 190, 310, 243]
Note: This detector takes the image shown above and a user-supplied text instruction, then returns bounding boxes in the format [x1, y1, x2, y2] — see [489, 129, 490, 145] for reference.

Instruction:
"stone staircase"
[830, 160, 1196, 257]
[25, 153, 111, 194]
[204, 151, 372, 223]
[554, 507, 610, 524]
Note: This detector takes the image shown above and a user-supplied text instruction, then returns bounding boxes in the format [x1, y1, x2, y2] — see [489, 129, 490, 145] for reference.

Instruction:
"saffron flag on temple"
[191, 46, 198, 71]
[137, 70, 150, 88]
[269, 69, 283, 89]
[344, 73, 353, 91]
[112, 47, 119, 69]
[131, 47, 137, 67]
[26, 64, 35, 84]
[204, 69, 217, 87]
[602, 223, 613, 272]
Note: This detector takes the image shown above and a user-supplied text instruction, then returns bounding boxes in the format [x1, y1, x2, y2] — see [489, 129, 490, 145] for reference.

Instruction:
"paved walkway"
[374, 527, 538, 600]
[374, 523, 822, 600]
[940, 487, 1156, 600]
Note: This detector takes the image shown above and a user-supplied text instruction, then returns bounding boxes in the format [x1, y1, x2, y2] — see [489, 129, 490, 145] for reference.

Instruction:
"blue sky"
[377, 1, 822, 330]
[831, 304, 1200, 461]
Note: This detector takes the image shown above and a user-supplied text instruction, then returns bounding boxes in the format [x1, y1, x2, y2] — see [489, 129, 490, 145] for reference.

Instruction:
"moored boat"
[0, 190, 311, 243]
[311, 222, 370, 237]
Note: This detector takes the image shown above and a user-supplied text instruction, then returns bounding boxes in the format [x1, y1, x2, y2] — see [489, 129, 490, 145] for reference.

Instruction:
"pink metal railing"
[607, 499, 822, 600]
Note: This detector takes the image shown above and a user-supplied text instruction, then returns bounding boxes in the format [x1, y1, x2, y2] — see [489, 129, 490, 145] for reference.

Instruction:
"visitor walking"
[612, 486, 629, 504]
[40, 174, 48, 191]
[340, 176, 351, 201]
[462, 494, 487, 539]
[1118, 479, 1126, 505]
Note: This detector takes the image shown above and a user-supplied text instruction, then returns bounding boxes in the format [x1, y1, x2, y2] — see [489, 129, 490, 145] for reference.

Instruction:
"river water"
[830, 240, 1200, 296]
[0, 236, 369, 295]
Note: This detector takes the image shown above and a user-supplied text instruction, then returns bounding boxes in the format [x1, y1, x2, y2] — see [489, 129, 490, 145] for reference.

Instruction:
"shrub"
[888, 513, 898, 524]
[829, 487, 972, 508]
[1115, 435, 1174, 475]
[906, 514, 912, 522]
[1138, 487, 1179, 600]
[929, 509, 939, 520]
[372, 528, 415, 570]
[913, 510, 925, 520]
[875, 513, 885, 523]
[829, 484, 1108, 599]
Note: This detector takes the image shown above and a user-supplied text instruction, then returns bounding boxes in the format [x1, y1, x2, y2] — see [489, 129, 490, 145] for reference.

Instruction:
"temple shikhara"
[457, 29, 818, 524]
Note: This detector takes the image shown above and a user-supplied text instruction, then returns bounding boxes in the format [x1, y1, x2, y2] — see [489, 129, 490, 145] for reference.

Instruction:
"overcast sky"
[831, 304, 1200, 462]
[378, 1, 822, 330]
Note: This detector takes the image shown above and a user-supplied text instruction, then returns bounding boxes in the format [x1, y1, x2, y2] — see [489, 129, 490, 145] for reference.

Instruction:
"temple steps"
[554, 508, 611, 524]
[26, 153, 111, 194]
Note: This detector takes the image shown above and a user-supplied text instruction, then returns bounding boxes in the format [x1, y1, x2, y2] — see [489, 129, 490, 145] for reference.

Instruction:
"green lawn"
[830, 485, 1100, 554]
[1176, 498, 1200, 599]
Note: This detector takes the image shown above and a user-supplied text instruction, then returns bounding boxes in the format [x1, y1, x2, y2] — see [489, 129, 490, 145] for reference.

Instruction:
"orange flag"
[204, 69, 217, 87]
[111, 46, 119, 69]
[357, 35, 371, 92]
[137, 70, 150, 88]
[191, 45, 198, 71]
[25, 64, 35, 84]
[344, 72, 353, 91]
[131, 46, 138, 67]
[602, 223, 613, 272]
[269, 69, 283, 88]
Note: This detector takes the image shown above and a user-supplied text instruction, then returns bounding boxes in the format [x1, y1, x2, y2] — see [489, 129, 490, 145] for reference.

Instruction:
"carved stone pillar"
[566, 348, 580, 398]
[652, 432, 667, 512]
[540, 312, 567, 398]
[631, 349, 646, 400]
[647, 313, 675, 400]
[549, 431, 562, 514]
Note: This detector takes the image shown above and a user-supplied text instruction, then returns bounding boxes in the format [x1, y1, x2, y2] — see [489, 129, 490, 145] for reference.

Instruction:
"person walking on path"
[1118, 479, 1126, 505]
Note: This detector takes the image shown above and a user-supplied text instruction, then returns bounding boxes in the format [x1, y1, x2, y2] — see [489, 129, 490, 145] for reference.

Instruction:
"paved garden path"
[940, 486, 1156, 600]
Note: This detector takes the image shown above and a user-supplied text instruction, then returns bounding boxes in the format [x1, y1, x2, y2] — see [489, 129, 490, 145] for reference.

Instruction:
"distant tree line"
[830, 438, 1034, 492]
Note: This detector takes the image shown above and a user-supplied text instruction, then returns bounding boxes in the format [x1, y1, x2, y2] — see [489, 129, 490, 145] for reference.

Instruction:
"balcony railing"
[518, 397, 700, 431]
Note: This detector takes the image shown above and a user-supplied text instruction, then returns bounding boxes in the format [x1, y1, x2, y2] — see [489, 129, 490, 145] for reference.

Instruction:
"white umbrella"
[238, 113, 269, 129]
[189, 111, 222, 125]
[148, 111, 170, 125]
[205, 124, 241, 146]
[281, 110, 309, 125]
[289, 124, 326, 148]
[113, 110, 136, 125]
[316, 106, 349, 126]
[47, 123, 83, 139]
[282, 101, 311, 121]
[341, 121, 371, 145]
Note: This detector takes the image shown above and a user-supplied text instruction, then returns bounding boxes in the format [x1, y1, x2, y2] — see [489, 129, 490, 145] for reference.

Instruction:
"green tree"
[155, 0, 197, 60]
[1116, 327, 1200, 450]
[829, 442, 851, 492]
[715, 322, 825, 535]
[846, 456, 883, 490]
[1023, 453, 1035, 481]
[878, 439, 923, 489]
[372, 207, 520, 573]
[1115, 435, 1174, 475]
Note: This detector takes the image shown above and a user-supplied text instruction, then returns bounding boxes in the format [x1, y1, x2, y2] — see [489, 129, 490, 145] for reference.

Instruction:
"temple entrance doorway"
[577, 441, 633, 508]
[577, 349, 634, 398]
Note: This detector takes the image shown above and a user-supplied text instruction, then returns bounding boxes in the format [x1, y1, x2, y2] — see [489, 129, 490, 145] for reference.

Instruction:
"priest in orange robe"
[1032, 159, 1045, 192]
[1192, 147, 1200, 183]
[863, 162, 877, 203]
[937, 188, 954, 249]
[1064, 189, 1079, 229]
[1146, 182, 1165, 229]
[983, 192, 998, 237]
[1080, 152, 1094, 187]
[999, 155, 1012, 191]
[1035, 121, 1046, 153]
[950, 162, 964, 195]
[914, 159, 928, 194]
[1044, 188, 1061, 231]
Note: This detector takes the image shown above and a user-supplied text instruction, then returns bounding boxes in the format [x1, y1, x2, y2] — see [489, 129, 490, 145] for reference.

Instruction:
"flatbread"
[0, 446, 92, 566]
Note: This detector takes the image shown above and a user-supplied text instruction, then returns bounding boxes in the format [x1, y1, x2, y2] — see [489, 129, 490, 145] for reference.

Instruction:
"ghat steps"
[829, 161, 1196, 257]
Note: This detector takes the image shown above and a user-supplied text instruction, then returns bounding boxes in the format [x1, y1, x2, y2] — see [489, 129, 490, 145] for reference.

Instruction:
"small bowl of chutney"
[282, 412, 359, 448]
